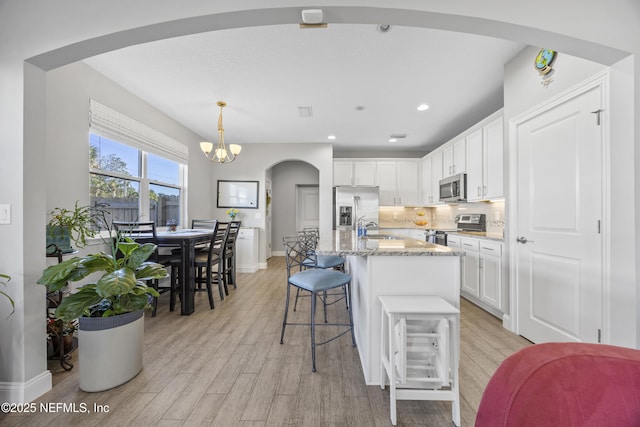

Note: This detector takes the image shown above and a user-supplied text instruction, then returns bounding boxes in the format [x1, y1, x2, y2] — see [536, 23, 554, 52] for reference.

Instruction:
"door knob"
[516, 236, 534, 244]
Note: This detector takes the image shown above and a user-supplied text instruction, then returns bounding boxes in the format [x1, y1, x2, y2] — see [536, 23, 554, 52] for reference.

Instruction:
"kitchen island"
[317, 230, 464, 385]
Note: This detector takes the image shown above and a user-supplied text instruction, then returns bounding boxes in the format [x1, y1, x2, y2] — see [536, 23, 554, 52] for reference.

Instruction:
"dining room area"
[10, 254, 530, 426]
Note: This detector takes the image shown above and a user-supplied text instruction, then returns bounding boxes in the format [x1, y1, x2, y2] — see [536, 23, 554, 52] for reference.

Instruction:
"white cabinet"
[334, 160, 354, 186]
[479, 241, 502, 310]
[466, 116, 504, 202]
[442, 138, 466, 177]
[421, 151, 443, 206]
[460, 238, 480, 297]
[333, 160, 377, 186]
[458, 236, 504, 315]
[376, 160, 419, 206]
[354, 161, 376, 186]
[483, 117, 504, 200]
[446, 234, 461, 249]
[466, 129, 484, 202]
[236, 227, 259, 273]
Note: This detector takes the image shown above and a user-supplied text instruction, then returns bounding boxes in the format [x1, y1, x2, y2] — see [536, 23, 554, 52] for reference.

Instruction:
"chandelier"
[199, 101, 242, 163]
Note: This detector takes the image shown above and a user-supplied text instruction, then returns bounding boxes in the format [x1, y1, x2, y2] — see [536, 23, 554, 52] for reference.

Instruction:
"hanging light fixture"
[199, 101, 242, 163]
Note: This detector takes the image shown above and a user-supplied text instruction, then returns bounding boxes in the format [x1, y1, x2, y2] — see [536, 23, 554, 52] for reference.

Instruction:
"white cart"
[379, 295, 460, 426]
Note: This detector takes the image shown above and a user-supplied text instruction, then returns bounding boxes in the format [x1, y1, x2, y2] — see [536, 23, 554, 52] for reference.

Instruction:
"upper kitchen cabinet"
[376, 160, 419, 206]
[482, 117, 504, 200]
[466, 114, 504, 202]
[354, 161, 376, 186]
[420, 151, 444, 206]
[334, 160, 354, 186]
[442, 138, 466, 177]
[333, 160, 377, 186]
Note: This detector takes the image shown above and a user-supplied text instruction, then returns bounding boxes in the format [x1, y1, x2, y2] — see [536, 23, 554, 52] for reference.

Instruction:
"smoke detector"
[300, 9, 327, 28]
[301, 9, 323, 24]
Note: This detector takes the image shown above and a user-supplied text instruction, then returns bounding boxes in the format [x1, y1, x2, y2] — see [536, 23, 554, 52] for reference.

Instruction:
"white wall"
[504, 48, 636, 346]
[205, 144, 333, 265]
[46, 61, 214, 222]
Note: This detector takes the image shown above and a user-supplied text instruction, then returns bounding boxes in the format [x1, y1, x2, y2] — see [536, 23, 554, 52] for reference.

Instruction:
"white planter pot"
[78, 310, 144, 392]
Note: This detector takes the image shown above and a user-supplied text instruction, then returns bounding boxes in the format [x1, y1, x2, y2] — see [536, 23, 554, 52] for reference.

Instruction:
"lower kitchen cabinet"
[461, 238, 480, 297]
[458, 236, 504, 317]
[478, 241, 502, 310]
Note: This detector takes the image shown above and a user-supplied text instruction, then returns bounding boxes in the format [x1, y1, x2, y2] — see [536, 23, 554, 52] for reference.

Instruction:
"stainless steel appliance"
[434, 230, 448, 246]
[439, 173, 467, 203]
[456, 213, 486, 232]
[333, 186, 379, 230]
[426, 214, 486, 247]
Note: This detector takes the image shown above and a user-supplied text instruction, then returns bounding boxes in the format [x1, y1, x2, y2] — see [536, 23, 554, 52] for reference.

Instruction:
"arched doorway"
[268, 160, 319, 256]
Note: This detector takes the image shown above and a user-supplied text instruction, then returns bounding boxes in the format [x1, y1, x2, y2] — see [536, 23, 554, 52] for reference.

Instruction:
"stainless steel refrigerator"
[333, 186, 379, 230]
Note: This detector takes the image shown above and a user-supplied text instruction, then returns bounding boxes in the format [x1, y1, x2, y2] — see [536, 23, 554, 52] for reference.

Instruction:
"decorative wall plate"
[534, 48, 557, 75]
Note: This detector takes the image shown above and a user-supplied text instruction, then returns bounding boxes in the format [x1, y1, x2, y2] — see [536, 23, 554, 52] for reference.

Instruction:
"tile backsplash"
[379, 200, 505, 234]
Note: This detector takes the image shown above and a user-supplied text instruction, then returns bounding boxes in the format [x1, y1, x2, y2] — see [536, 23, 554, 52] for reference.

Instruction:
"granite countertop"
[448, 231, 504, 242]
[317, 230, 465, 257]
[380, 226, 505, 242]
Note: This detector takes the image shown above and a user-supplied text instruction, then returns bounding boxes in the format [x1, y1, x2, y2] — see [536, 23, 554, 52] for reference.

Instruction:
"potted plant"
[37, 218, 167, 392]
[46, 201, 100, 254]
[0, 274, 14, 318]
[47, 318, 78, 353]
[226, 208, 240, 220]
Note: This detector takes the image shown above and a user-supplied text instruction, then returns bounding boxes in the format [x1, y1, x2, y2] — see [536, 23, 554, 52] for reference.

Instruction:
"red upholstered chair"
[476, 342, 640, 427]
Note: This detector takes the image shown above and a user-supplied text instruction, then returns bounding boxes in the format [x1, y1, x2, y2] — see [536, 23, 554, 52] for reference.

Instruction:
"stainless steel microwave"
[439, 173, 467, 203]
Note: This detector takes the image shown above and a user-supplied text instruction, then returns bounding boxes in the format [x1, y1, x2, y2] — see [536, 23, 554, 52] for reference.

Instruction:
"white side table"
[379, 295, 460, 426]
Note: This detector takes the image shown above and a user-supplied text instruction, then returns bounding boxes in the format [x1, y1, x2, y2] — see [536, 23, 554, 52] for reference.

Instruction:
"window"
[88, 99, 189, 228]
[90, 134, 184, 226]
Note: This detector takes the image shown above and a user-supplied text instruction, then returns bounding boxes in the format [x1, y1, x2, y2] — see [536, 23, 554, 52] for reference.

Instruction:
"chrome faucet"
[364, 221, 378, 228]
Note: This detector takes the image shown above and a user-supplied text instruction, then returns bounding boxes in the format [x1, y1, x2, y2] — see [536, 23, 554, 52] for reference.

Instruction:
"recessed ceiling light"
[328, 135, 336, 140]
[417, 104, 430, 111]
[355, 105, 365, 111]
[389, 138, 398, 143]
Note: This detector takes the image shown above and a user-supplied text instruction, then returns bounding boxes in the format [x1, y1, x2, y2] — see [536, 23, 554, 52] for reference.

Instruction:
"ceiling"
[83, 21, 525, 157]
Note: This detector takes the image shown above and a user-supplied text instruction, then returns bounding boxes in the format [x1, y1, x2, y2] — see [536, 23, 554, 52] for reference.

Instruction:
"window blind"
[89, 99, 189, 164]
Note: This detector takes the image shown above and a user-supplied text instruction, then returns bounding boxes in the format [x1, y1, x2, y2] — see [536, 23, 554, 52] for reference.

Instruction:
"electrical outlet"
[0, 204, 10, 224]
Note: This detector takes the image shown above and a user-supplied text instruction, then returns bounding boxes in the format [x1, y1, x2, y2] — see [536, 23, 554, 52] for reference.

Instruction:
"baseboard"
[0, 370, 52, 403]
[271, 251, 285, 257]
[237, 265, 259, 273]
[502, 313, 514, 332]
[258, 262, 268, 269]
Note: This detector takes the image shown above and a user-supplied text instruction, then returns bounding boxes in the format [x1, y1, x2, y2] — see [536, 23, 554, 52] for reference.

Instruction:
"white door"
[296, 185, 319, 231]
[515, 83, 603, 344]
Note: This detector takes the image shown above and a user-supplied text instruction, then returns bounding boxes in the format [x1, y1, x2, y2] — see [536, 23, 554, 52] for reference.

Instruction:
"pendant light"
[199, 101, 242, 163]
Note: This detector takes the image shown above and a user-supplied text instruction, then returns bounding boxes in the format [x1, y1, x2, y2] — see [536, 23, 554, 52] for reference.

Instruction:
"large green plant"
[37, 237, 167, 321]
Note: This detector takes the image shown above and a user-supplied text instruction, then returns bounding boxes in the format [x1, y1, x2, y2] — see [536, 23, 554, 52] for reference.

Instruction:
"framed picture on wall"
[217, 180, 259, 209]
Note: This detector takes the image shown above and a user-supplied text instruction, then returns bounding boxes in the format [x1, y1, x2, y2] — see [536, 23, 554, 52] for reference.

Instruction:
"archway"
[267, 160, 319, 256]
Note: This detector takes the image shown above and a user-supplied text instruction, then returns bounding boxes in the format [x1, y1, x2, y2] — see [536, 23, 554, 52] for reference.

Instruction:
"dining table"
[155, 229, 214, 315]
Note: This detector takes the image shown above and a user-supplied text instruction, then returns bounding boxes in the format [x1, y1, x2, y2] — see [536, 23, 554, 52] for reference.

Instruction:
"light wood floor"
[4, 256, 530, 426]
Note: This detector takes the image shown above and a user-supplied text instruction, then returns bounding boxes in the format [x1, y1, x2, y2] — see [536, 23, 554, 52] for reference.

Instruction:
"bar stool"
[379, 295, 460, 426]
[281, 235, 356, 372]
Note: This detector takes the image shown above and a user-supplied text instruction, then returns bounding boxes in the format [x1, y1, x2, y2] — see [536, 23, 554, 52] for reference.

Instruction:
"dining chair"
[191, 219, 218, 252]
[281, 235, 356, 372]
[170, 220, 228, 310]
[112, 221, 174, 317]
[223, 220, 242, 292]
